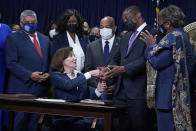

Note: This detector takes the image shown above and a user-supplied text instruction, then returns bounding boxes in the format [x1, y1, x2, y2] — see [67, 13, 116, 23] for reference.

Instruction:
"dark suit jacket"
[50, 72, 89, 100]
[5, 30, 50, 97]
[111, 26, 159, 100]
[85, 36, 120, 71]
[51, 32, 89, 57]
[85, 36, 120, 87]
[50, 72, 105, 100]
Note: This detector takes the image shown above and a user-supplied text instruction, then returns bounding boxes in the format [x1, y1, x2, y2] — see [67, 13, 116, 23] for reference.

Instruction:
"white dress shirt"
[67, 31, 85, 72]
[28, 32, 40, 46]
[65, 70, 101, 97]
[129, 22, 147, 41]
[102, 35, 115, 53]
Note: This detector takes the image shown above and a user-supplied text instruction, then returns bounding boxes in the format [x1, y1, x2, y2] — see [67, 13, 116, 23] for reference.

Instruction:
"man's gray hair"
[159, 5, 186, 28]
[20, 10, 37, 22]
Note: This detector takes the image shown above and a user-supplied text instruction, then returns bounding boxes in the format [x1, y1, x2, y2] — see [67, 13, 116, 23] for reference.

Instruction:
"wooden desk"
[0, 95, 126, 131]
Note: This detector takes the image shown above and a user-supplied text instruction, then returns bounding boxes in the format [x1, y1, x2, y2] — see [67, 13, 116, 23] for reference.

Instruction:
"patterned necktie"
[104, 41, 110, 62]
[30, 34, 43, 58]
[126, 31, 138, 54]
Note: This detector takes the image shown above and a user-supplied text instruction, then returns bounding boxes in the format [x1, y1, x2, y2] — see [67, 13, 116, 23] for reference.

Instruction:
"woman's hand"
[140, 30, 157, 46]
[89, 69, 100, 77]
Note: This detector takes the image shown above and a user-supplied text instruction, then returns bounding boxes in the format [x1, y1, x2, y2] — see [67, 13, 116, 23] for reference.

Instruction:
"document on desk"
[35, 98, 66, 103]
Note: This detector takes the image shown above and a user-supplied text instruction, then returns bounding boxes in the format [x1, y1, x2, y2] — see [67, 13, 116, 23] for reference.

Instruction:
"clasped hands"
[89, 65, 125, 80]
[89, 65, 125, 93]
[30, 72, 50, 83]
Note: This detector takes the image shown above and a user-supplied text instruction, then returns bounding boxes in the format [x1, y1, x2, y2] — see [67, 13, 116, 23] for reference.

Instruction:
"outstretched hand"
[89, 69, 100, 77]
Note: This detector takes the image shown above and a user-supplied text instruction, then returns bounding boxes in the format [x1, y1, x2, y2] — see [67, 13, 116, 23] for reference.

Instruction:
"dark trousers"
[50, 117, 103, 131]
[113, 97, 154, 131]
[13, 112, 40, 131]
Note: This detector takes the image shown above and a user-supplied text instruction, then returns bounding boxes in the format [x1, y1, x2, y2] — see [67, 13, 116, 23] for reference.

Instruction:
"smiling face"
[62, 51, 77, 71]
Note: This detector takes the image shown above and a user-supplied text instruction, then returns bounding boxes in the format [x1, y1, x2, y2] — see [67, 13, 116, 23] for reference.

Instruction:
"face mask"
[12, 31, 16, 33]
[66, 24, 78, 33]
[100, 28, 113, 40]
[49, 29, 58, 38]
[124, 19, 137, 32]
[89, 35, 100, 42]
[158, 24, 167, 35]
[22, 23, 37, 34]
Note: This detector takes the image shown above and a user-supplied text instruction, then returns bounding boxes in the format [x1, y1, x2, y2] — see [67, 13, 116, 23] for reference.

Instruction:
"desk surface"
[0, 95, 126, 118]
[0, 94, 126, 131]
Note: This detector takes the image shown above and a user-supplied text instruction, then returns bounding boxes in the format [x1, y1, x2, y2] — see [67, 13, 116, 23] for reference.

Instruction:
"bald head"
[100, 16, 117, 34]
[100, 16, 115, 26]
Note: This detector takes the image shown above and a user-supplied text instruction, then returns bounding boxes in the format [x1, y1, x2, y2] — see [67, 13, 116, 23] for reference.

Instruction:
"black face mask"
[158, 24, 167, 35]
[66, 24, 78, 33]
[124, 19, 137, 32]
[89, 35, 100, 42]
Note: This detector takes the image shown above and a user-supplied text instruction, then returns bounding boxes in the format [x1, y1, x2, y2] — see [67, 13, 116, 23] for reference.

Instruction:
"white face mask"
[49, 29, 58, 38]
[100, 28, 113, 40]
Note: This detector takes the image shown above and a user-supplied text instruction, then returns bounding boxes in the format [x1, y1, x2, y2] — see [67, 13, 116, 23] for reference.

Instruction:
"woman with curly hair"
[141, 5, 194, 131]
[51, 9, 88, 72]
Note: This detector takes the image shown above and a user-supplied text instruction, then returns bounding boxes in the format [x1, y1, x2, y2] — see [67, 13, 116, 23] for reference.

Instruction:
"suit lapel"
[126, 36, 140, 57]
[63, 32, 69, 47]
[125, 27, 146, 57]
[20, 31, 42, 59]
[97, 39, 105, 65]
[106, 37, 119, 65]
[78, 36, 87, 53]
[123, 32, 132, 58]
[37, 32, 45, 59]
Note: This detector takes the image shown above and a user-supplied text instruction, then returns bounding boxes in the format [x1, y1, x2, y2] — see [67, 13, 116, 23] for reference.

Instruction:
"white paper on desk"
[35, 98, 66, 103]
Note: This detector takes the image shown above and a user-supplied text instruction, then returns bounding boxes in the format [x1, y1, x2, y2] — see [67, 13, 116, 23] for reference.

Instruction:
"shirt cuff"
[84, 72, 91, 80]
[95, 89, 102, 98]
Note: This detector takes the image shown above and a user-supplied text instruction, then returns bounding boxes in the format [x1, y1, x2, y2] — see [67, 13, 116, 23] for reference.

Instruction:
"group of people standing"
[0, 4, 195, 131]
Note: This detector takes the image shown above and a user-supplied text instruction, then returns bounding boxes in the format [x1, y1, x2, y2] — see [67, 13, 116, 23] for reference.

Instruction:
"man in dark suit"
[102, 6, 158, 131]
[5, 10, 50, 131]
[85, 16, 119, 95]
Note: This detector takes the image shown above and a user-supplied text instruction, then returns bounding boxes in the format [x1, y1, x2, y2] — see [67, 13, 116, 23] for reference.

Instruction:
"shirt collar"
[136, 22, 147, 33]
[29, 32, 38, 37]
[102, 34, 115, 44]
[64, 70, 80, 79]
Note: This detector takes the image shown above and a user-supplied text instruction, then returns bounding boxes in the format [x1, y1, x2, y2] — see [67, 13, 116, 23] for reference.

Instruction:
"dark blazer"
[85, 36, 120, 87]
[111, 26, 159, 100]
[5, 30, 50, 97]
[85, 36, 120, 71]
[51, 32, 89, 57]
[50, 72, 104, 100]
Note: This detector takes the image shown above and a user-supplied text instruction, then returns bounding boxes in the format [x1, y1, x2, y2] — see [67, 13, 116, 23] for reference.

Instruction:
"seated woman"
[50, 47, 106, 131]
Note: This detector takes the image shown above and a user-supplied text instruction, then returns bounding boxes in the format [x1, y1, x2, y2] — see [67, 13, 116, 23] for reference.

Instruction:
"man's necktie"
[104, 41, 110, 62]
[30, 34, 43, 58]
[126, 31, 138, 54]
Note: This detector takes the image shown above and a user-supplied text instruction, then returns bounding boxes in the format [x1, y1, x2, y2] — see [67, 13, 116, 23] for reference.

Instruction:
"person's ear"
[164, 21, 171, 29]
[113, 25, 117, 33]
[20, 22, 23, 27]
